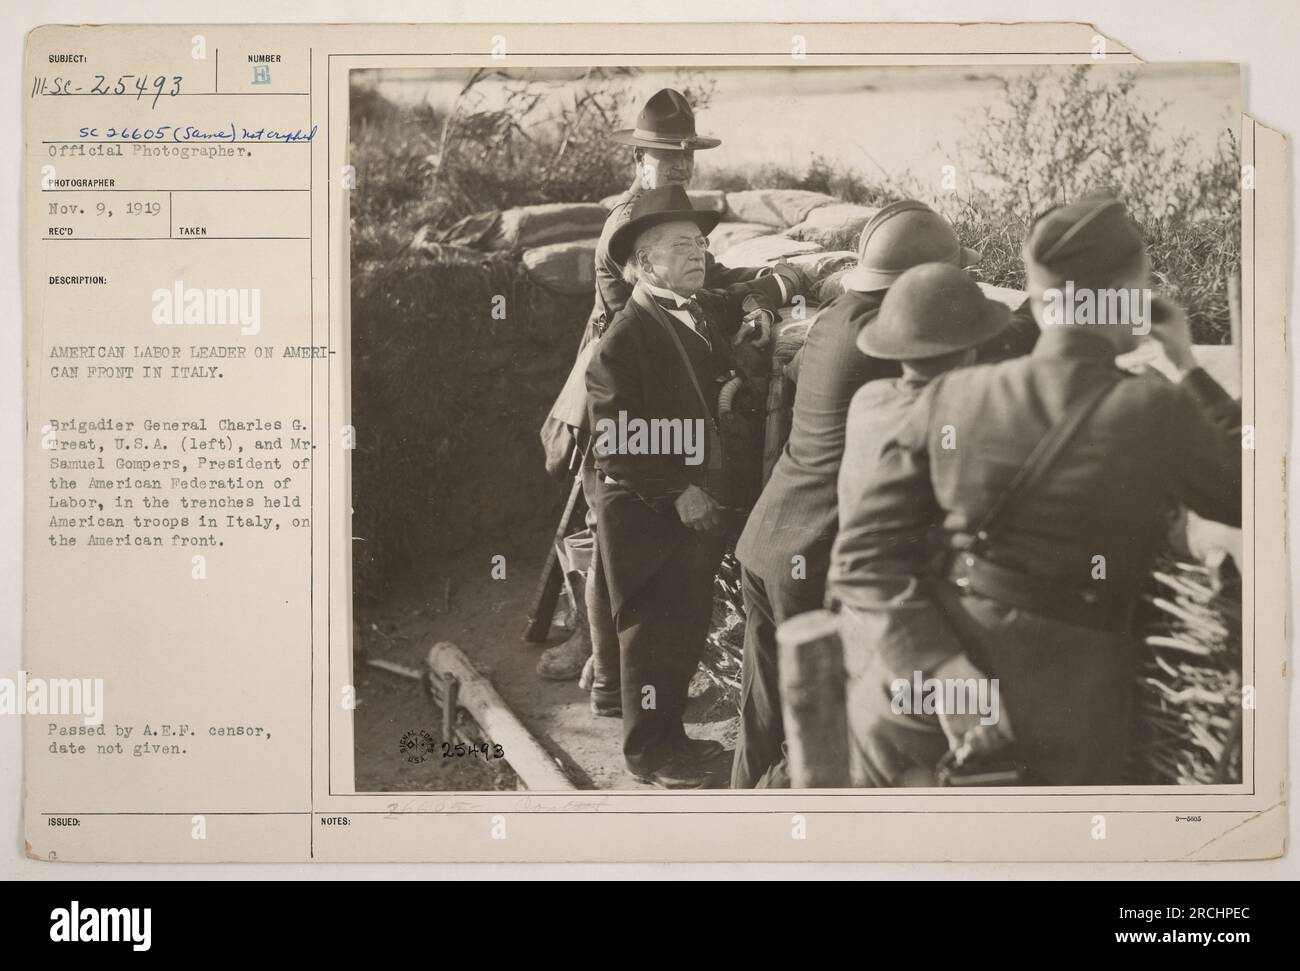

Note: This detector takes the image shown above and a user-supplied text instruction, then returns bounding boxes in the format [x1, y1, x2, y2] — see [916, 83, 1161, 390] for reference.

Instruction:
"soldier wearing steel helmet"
[831, 195, 1240, 785]
[730, 200, 1032, 789]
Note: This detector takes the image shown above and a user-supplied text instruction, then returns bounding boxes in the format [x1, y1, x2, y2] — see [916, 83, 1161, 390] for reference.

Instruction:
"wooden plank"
[427, 641, 576, 790]
[776, 610, 850, 788]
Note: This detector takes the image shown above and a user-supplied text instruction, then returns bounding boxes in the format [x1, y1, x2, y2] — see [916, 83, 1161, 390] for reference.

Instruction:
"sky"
[355, 63, 1241, 195]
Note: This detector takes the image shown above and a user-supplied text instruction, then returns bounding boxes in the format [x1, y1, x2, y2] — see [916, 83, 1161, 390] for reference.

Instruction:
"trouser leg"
[618, 533, 724, 777]
[731, 567, 783, 788]
[840, 603, 954, 787]
[731, 562, 827, 788]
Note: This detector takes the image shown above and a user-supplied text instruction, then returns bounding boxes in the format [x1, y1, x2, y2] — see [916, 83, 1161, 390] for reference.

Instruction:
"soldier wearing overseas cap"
[537, 88, 802, 703]
[585, 185, 777, 788]
[729, 200, 1034, 789]
[831, 194, 1241, 785]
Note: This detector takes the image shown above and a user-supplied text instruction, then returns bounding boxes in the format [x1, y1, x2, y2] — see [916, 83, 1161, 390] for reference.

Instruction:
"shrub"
[956, 66, 1240, 342]
[350, 69, 717, 265]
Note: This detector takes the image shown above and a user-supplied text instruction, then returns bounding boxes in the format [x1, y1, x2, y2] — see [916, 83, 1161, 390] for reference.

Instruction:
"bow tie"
[655, 294, 706, 324]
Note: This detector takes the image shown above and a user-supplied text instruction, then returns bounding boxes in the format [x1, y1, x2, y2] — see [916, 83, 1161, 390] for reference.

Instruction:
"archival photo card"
[21, 22, 1288, 863]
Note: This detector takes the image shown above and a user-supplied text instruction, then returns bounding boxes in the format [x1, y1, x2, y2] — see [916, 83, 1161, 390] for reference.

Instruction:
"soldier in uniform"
[585, 185, 778, 788]
[538, 89, 799, 715]
[730, 200, 1029, 789]
[832, 195, 1241, 786]
[828, 263, 1013, 786]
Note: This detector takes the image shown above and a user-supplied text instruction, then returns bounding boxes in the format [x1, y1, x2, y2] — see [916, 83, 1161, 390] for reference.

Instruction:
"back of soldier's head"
[1023, 194, 1151, 351]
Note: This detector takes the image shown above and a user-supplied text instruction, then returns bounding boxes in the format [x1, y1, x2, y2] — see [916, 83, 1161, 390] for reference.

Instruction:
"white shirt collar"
[639, 281, 709, 343]
[641, 279, 696, 308]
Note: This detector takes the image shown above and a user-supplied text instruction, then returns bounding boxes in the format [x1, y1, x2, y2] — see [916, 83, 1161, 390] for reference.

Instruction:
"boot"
[536, 571, 592, 681]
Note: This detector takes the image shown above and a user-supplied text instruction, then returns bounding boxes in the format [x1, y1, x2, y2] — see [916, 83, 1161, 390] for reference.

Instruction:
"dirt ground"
[352, 519, 739, 791]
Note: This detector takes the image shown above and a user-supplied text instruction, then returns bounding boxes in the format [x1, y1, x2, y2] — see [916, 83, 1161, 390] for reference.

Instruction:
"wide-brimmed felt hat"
[608, 184, 721, 265]
[1023, 193, 1145, 292]
[610, 88, 722, 151]
[857, 262, 1010, 360]
[842, 200, 981, 293]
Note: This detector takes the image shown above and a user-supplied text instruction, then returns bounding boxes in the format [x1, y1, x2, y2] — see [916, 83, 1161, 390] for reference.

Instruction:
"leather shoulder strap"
[970, 376, 1118, 549]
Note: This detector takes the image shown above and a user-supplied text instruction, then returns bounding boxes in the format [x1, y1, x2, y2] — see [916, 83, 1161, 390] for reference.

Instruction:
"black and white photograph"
[9, 1, 1297, 902]
[347, 61, 1245, 793]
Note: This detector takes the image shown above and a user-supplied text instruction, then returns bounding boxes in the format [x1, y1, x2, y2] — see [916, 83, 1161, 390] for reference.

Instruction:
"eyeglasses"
[664, 236, 709, 254]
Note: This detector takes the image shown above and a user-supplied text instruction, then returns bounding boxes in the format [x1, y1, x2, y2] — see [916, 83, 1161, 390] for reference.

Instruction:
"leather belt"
[944, 550, 1134, 632]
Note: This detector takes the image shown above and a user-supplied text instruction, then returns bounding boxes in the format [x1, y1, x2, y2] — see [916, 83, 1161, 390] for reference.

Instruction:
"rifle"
[522, 462, 588, 642]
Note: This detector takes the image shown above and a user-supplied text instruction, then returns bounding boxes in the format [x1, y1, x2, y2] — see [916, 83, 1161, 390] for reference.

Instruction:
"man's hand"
[1147, 297, 1197, 377]
[735, 307, 775, 349]
[933, 654, 1013, 766]
[674, 484, 724, 532]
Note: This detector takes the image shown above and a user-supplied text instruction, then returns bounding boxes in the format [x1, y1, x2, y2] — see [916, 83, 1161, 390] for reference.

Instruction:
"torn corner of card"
[18, 21, 1289, 865]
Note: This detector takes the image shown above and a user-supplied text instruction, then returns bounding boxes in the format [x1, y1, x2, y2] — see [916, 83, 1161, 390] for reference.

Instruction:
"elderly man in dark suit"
[729, 201, 1034, 789]
[539, 88, 799, 706]
[585, 184, 778, 788]
[835, 195, 1241, 785]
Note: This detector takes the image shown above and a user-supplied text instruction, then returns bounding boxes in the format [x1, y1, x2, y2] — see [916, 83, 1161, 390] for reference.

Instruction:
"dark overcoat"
[585, 283, 754, 617]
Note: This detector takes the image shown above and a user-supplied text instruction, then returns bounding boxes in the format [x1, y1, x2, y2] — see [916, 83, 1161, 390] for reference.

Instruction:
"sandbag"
[521, 238, 599, 295]
[723, 189, 837, 228]
[786, 203, 880, 248]
[717, 234, 821, 268]
[686, 189, 727, 214]
[419, 210, 502, 249]
[707, 222, 771, 256]
[486, 203, 609, 251]
[599, 189, 728, 214]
